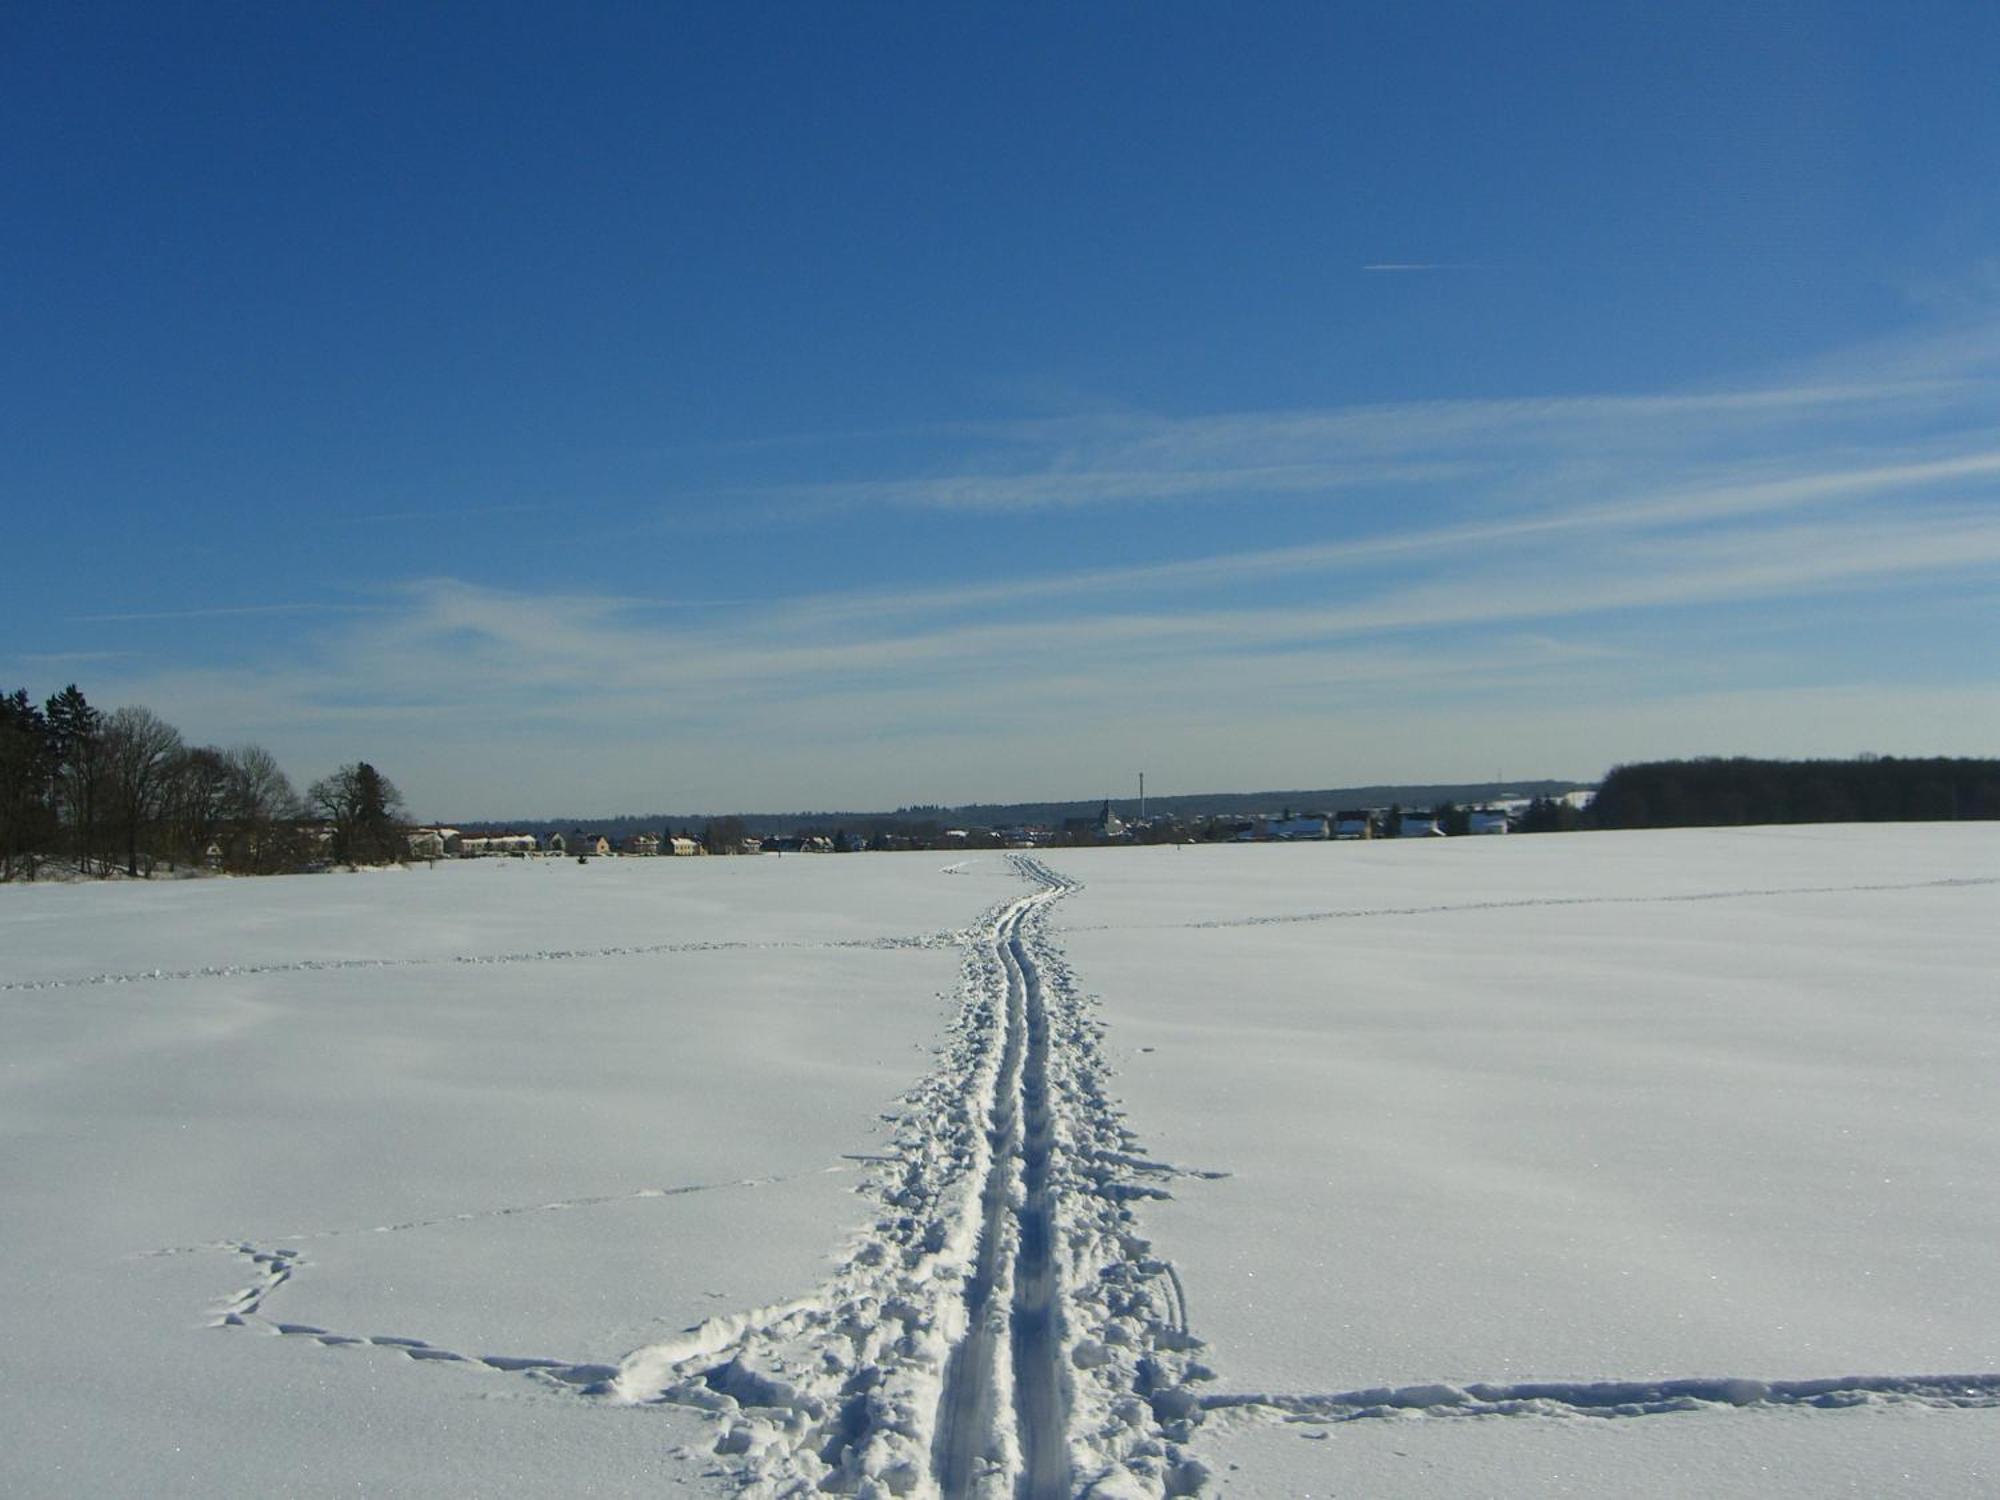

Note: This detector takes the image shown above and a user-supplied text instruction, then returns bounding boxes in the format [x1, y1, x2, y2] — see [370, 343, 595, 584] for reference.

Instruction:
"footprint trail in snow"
[184, 854, 2000, 1496]
[605, 856, 1215, 1497]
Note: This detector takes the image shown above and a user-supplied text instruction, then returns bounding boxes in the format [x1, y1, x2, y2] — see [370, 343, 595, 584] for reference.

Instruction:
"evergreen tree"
[43, 684, 101, 872]
[0, 689, 56, 879]
[350, 762, 402, 863]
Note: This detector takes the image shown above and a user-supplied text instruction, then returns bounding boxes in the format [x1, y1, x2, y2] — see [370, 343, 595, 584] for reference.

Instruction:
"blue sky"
[4, 3, 1997, 819]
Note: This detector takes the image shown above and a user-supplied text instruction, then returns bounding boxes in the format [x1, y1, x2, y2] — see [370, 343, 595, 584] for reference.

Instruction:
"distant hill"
[457, 779, 1591, 838]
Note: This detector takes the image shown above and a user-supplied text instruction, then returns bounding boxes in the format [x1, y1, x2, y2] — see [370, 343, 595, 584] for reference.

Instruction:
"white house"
[1333, 810, 1374, 839]
[1399, 813, 1444, 838]
[1467, 808, 1510, 835]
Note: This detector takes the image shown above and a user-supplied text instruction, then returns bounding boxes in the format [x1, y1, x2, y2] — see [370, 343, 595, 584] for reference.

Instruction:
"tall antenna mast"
[1139, 771, 1146, 821]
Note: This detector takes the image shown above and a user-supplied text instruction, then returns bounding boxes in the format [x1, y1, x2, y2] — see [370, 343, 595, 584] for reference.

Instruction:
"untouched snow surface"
[1, 828, 1995, 1496]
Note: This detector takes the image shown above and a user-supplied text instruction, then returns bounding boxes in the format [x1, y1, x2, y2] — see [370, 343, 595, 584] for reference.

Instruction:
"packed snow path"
[602, 855, 1215, 1496]
[167, 851, 2000, 1496]
[930, 868, 1074, 1499]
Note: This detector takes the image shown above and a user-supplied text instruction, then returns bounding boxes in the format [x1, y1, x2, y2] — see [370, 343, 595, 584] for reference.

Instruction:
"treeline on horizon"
[485, 780, 1592, 841]
[1, 682, 406, 881]
[1586, 756, 2000, 829]
[7, 677, 1993, 883]
[472, 754, 1999, 851]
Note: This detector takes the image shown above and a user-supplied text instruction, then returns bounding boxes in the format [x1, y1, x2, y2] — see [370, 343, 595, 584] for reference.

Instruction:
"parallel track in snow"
[590, 854, 1212, 1497]
[1007, 893, 1071, 1500]
[930, 874, 1071, 1498]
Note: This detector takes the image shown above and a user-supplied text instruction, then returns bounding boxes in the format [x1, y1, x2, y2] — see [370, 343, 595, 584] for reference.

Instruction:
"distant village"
[412, 790, 1600, 862]
[15, 674, 1981, 886]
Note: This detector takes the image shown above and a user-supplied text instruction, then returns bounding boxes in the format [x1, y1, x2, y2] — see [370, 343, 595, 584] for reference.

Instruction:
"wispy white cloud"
[336, 502, 551, 526]
[742, 446, 2000, 633]
[61, 309, 2000, 815]
[11, 650, 136, 666]
[99, 500, 1993, 743]
[759, 459, 1475, 516]
[68, 602, 383, 624]
[690, 314, 2000, 536]
[741, 371, 1991, 518]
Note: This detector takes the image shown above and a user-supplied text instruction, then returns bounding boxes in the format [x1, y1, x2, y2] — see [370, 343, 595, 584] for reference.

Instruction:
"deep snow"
[1, 827, 1994, 1496]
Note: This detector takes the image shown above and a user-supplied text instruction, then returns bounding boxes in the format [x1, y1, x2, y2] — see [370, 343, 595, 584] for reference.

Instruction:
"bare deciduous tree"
[224, 743, 303, 872]
[308, 761, 406, 866]
[102, 705, 184, 876]
[168, 745, 233, 865]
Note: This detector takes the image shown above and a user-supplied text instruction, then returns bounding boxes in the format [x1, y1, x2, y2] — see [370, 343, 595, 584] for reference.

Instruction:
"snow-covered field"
[2, 828, 1994, 1496]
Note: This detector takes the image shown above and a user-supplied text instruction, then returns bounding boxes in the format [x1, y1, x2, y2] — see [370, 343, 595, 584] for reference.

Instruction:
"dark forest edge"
[1586, 756, 1999, 830]
[1, 682, 405, 880]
